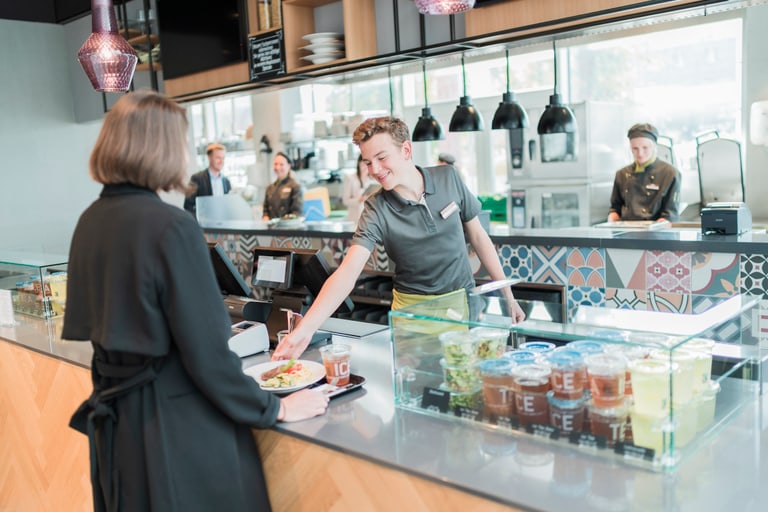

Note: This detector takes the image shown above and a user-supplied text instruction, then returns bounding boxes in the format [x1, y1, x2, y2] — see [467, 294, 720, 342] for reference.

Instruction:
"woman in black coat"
[63, 90, 328, 512]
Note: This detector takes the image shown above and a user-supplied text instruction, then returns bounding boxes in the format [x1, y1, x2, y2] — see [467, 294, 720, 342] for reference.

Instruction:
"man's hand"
[272, 330, 311, 361]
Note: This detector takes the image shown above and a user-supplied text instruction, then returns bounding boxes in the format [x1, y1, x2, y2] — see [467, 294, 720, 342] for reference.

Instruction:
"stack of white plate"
[301, 32, 345, 65]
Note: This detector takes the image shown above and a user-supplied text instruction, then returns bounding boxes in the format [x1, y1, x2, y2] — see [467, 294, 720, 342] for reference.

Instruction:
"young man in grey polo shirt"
[273, 116, 524, 361]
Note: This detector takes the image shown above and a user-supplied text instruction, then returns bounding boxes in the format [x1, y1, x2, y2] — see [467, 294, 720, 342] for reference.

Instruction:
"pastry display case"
[390, 282, 763, 470]
[0, 251, 68, 320]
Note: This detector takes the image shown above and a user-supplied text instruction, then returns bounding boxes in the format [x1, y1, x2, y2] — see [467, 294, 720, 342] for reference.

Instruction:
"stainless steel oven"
[505, 99, 628, 227]
[507, 180, 612, 228]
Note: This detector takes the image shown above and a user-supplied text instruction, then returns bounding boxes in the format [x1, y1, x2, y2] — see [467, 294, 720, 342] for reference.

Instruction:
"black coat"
[183, 169, 232, 214]
[63, 183, 278, 512]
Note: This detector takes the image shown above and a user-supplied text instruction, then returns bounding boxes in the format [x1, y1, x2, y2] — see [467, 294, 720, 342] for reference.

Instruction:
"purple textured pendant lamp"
[414, 0, 475, 15]
[78, 0, 138, 93]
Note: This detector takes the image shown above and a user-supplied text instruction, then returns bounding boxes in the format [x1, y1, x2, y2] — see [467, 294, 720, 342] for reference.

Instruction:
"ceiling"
[0, 0, 93, 25]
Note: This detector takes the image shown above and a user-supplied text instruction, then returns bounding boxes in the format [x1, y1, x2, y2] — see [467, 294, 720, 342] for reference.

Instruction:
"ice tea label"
[328, 360, 350, 376]
[569, 432, 607, 449]
[615, 442, 655, 461]
[526, 423, 560, 440]
[421, 387, 450, 413]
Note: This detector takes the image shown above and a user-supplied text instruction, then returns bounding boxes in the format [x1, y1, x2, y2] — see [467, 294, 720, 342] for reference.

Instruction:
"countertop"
[4, 318, 767, 511]
[200, 220, 768, 254]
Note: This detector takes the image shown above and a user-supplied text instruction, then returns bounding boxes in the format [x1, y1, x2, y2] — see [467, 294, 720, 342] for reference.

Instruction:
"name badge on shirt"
[646, 183, 660, 191]
[440, 201, 459, 219]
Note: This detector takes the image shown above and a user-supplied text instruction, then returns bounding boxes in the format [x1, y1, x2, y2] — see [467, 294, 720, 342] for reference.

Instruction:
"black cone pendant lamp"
[412, 60, 445, 142]
[492, 49, 528, 130]
[449, 55, 484, 132]
[537, 41, 578, 162]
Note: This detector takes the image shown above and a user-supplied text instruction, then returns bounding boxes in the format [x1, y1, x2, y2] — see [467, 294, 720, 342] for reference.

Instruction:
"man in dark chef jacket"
[183, 142, 232, 215]
[608, 123, 681, 222]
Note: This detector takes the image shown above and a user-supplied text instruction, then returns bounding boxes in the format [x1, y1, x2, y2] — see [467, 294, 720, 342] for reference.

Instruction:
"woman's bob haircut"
[90, 89, 189, 192]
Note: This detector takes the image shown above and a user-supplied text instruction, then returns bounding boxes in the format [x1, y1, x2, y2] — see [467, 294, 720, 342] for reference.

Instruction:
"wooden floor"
[0, 340, 92, 511]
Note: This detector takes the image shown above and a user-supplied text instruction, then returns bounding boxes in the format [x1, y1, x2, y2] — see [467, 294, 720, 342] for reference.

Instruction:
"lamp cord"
[461, 55, 468, 97]
[553, 40, 559, 94]
[505, 48, 510, 94]
[422, 60, 429, 108]
[388, 66, 394, 116]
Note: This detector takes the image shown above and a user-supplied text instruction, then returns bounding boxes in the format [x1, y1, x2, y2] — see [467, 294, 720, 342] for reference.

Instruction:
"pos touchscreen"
[251, 250, 295, 290]
[251, 246, 354, 313]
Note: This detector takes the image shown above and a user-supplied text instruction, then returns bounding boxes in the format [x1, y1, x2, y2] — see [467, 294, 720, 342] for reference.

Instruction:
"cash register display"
[207, 242, 251, 297]
[252, 250, 294, 289]
[251, 247, 354, 312]
[250, 246, 354, 343]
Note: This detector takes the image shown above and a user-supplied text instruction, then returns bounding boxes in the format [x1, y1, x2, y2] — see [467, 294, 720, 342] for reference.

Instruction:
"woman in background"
[63, 90, 327, 512]
[262, 151, 304, 220]
[342, 154, 379, 222]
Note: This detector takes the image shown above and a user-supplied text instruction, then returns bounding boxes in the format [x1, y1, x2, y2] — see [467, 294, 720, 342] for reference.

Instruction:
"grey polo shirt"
[352, 165, 481, 295]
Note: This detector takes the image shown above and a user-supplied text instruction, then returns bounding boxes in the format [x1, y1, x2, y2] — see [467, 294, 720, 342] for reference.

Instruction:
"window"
[568, 18, 743, 184]
[187, 96, 255, 189]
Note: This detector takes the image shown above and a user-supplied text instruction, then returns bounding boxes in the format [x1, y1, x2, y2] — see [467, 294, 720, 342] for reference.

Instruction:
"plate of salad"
[244, 359, 326, 392]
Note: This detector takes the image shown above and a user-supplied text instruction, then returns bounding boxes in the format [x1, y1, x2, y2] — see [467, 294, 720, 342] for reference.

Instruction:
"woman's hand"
[278, 387, 329, 422]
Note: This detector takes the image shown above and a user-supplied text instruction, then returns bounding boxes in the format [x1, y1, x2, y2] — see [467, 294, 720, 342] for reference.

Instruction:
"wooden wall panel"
[466, 0, 709, 39]
[163, 62, 250, 99]
[0, 341, 92, 512]
[255, 429, 520, 511]
[0, 335, 519, 510]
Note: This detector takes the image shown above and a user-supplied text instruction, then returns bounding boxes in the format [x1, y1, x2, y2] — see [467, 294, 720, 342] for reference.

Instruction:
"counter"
[3, 316, 767, 511]
[251, 329, 768, 512]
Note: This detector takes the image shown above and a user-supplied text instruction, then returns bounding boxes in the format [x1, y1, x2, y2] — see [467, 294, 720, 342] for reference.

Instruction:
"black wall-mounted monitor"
[156, 0, 247, 80]
[207, 242, 251, 298]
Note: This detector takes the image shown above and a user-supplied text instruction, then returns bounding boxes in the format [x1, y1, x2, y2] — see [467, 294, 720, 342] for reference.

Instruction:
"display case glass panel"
[0, 251, 68, 321]
[390, 283, 763, 470]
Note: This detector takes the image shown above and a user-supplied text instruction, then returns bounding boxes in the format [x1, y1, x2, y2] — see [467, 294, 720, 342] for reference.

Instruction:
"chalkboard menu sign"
[248, 30, 286, 81]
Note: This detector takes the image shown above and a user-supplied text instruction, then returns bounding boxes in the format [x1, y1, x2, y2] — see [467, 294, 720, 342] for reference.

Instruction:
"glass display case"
[0, 251, 68, 321]
[390, 282, 763, 470]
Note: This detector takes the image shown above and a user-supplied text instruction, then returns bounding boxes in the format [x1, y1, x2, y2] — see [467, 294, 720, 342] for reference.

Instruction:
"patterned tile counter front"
[202, 223, 768, 339]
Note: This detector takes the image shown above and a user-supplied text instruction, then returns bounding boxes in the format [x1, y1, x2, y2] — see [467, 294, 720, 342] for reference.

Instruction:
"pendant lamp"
[492, 49, 528, 130]
[449, 55, 484, 132]
[536, 41, 577, 161]
[78, 0, 138, 93]
[414, 0, 476, 15]
[412, 61, 445, 142]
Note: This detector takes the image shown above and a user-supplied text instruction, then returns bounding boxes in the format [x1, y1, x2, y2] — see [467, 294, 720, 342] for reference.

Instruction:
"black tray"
[309, 374, 366, 399]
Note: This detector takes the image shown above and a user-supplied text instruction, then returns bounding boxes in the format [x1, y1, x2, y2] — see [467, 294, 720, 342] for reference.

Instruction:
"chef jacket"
[262, 176, 304, 219]
[609, 159, 681, 221]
